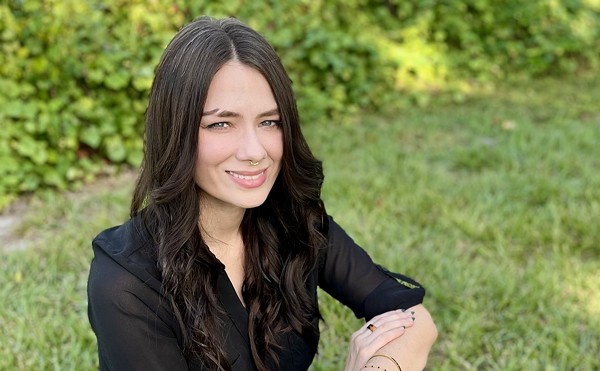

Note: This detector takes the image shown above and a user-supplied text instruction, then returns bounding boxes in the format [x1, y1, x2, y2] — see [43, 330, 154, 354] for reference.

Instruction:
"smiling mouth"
[226, 171, 265, 180]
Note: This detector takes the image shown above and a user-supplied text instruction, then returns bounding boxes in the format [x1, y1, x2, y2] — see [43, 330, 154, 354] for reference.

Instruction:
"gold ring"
[367, 323, 376, 332]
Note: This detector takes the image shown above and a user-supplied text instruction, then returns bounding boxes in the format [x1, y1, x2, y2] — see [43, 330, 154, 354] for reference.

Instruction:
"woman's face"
[195, 61, 283, 211]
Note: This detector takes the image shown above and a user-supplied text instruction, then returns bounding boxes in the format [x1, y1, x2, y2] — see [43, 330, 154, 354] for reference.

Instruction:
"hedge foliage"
[1, 0, 599, 208]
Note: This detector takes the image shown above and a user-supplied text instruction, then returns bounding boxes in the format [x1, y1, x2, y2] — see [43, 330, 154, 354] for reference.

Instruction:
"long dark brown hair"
[131, 16, 327, 370]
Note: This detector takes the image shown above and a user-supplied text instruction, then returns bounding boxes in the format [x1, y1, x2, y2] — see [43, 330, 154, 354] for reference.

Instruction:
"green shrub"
[1, 0, 599, 209]
[0, 0, 185, 208]
[365, 0, 600, 77]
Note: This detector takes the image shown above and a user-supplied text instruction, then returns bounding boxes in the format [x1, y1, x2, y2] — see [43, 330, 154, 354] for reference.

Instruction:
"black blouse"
[87, 216, 425, 370]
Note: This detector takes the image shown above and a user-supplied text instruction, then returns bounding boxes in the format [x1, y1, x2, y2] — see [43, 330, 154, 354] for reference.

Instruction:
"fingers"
[368, 309, 415, 330]
[364, 315, 414, 347]
[370, 308, 415, 324]
[350, 309, 416, 353]
[369, 315, 415, 333]
[356, 309, 411, 334]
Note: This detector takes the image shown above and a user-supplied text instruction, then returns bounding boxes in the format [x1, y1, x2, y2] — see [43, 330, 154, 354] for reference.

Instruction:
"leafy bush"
[0, 0, 186, 208]
[1, 0, 599, 209]
[365, 0, 600, 77]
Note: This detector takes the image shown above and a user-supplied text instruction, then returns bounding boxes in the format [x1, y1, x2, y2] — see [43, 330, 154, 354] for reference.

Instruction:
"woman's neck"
[198, 193, 246, 250]
[198, 193, 247, 305]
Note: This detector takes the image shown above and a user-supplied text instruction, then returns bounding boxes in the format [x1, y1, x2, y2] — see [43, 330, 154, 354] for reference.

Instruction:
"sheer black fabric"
[87, 216, 425, 370]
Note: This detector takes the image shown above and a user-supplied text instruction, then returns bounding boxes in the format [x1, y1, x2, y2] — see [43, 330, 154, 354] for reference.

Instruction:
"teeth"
[228, 171, 264, 180]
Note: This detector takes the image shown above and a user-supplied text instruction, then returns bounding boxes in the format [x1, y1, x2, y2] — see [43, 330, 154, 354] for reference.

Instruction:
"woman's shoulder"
[90, 216, 162, 294]
[87, 218, 182, 353]
[92, 216, 152, 256]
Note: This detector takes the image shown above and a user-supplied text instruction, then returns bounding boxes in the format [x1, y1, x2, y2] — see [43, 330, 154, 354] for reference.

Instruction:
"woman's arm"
[320, 219, 436, 370]
[344, 305, 437, 371]
[365, 304, 437, 371]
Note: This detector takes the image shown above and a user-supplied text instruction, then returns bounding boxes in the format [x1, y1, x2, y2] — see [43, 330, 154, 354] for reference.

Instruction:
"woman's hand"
[343, 309, 416, 371]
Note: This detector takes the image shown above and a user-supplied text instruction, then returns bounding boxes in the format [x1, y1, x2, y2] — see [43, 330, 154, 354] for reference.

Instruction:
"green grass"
[2, 76, 599, 370]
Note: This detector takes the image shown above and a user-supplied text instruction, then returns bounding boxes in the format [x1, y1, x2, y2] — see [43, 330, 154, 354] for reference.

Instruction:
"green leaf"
[105, 72, 130, 90]
[3, 101, 38, 119]
[80, 126, 102, 149]
[104, 136, 127, 162]
[126, 149, 143, 167]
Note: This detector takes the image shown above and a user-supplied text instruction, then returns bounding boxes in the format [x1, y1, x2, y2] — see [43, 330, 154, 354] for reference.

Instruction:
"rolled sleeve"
[318, 217, 425, 320]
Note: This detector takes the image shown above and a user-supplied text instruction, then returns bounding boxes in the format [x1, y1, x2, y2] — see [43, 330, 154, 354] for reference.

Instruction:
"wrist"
[362, 354, 402, 371]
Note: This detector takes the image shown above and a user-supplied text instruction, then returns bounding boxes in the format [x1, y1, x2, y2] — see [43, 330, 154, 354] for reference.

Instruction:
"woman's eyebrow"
[202, 108, 279, 118]
[202, 108, 239, 117]
[256, 108, 279, 118]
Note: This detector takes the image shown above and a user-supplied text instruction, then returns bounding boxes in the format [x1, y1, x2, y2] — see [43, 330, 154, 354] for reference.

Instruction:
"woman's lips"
[226, 169, 268, 188]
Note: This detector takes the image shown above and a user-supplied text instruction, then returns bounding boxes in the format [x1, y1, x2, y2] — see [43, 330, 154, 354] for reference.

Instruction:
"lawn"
[1, 75, 599, 370]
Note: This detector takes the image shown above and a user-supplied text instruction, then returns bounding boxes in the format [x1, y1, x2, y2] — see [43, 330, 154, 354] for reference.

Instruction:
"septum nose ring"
[249, 160, 260, 166]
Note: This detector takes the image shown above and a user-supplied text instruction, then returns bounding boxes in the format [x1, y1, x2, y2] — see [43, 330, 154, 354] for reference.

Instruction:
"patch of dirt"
[0, 170, 138, 253]
[0, 201, 29, 252]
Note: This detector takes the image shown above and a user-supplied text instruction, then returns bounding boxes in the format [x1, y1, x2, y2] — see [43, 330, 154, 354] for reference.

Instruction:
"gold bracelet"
[367, 354, 402, 371]
[362, 365, 388, 370]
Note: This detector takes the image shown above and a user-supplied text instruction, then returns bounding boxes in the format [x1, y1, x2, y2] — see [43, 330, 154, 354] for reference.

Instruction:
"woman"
[87, 16, 437, 371]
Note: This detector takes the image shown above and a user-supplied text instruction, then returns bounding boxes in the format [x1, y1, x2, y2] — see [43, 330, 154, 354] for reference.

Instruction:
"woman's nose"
[236, 127, 267, 162]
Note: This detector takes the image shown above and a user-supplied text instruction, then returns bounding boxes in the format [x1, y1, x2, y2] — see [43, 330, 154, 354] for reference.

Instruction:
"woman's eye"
[260, 120, 281, 128]
[206, 122, 230, 129]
